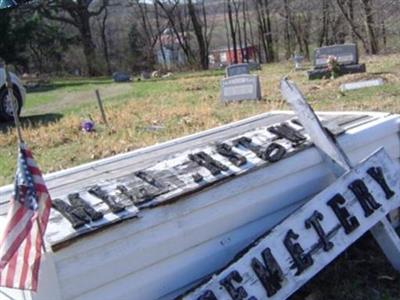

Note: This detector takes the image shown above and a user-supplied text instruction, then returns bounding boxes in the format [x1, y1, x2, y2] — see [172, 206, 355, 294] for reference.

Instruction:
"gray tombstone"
[112, 72, 131, 82]
[220, 74, 261, 103]
[248, 62, 262, 71]
[340, 78, 384, 92]
[293, 54, 304, 70]
[225, 63, 250, 77]
[314, 44, 358, 68]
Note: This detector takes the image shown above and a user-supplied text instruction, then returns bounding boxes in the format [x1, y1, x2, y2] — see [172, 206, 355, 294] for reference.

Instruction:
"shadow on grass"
[0, 113, 63, 133]
[26, 79, 114, 94]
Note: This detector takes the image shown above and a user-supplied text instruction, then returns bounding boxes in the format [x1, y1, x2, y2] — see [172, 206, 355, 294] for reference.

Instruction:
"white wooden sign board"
[182, 148, 400, 300]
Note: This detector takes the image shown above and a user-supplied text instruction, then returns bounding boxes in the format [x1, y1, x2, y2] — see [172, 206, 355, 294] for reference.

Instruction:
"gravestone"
[220, 74, 261, 103]
[340, 78, 384, 92]
[293, 54, 304, 70]
[314, 44, 358, 68]
[248, 61, 262, 71]
[112, 72, 131, 83]
[182, 79, 400, 300]
[308, 43, 366, 80]
[226, 63, 250, 77]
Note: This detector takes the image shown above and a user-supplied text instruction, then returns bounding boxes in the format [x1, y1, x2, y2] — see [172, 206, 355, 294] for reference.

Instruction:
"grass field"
[1, 54, 400, 299]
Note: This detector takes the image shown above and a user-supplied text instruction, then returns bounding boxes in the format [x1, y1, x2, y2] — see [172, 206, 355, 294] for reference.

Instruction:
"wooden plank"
[371, 217, 400, 271]
[281, 79, 352, 172]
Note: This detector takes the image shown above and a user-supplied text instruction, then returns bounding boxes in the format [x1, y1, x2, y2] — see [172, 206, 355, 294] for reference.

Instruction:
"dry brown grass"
[1, 54, 400, 186]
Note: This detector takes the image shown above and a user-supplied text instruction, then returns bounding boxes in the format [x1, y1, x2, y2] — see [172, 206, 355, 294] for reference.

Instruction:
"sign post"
[179, 79, 400, 300]
[280, 78, 400, 272]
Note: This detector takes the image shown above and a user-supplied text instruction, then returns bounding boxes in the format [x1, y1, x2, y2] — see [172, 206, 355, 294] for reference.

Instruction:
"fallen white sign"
[340, 78, 384, 92]
[182, 148, 400, 300]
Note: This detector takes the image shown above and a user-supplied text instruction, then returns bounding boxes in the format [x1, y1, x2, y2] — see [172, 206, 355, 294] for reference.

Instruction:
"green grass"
[0, 53, 398, 188]
[1, 54, 400, 299]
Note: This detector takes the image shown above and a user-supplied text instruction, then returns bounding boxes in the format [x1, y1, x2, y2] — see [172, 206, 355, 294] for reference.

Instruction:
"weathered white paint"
[340, 78, 384, 92]
[281, 78, 400, 280]
[281, 79, 352, 172]
[0, 112, 399, 300]
[184, 149, 400, 300]
[371, 218, 400, 272]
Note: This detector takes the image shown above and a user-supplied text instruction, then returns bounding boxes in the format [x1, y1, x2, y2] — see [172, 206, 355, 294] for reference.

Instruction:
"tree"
[187, 0, 210, 69]
[156, 0, 196, 65]
[37, 0, 109, 76]
[27, 16, 73, 73]
[97, 6, 112, 75]
[128, 23, 147, 69]
[0, 9, 35, 71]
[226, 0, 238, 64]
[255, 0, 275, 62]
[361, 0, 379, 54]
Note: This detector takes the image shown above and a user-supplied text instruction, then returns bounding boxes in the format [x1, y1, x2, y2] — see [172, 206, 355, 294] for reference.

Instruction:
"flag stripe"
[19, 232, 31, 288]
[0, 143, 52, 291]
[5, 248, 18, 287]
[31, 227, 42, 291]
[0, 204, 26, 243]
[0, 216, 34, 269]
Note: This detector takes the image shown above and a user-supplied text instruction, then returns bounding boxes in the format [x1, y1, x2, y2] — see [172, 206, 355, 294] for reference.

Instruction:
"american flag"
[0, 143, 51, 291]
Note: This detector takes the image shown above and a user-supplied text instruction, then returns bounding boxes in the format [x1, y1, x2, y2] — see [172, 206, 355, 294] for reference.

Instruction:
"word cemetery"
[183, 149, 400, 300]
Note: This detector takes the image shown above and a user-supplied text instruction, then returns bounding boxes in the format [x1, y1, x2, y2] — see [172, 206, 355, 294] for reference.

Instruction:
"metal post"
[95, 89, 108, 127]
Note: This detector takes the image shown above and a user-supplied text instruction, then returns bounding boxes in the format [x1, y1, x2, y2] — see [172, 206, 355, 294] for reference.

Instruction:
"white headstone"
[220, 74, 261, 103]
[340, 78, 384, 92]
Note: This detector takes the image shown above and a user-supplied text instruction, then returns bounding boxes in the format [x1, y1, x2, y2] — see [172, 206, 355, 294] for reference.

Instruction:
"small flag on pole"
[0, 143, 51, 291]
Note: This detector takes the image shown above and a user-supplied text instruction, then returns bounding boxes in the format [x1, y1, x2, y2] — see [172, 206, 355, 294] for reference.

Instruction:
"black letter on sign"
[305, 211, 333, 251]
[262, 143, 286, 163]
[267, 123, 306, 146]
[327, 194, 360, 234]
[189, 152, 230, 176]
[216, 143, 247, 167]
[251, 248, 283, 297]
[219, 270, 248, 300]
[197, 290, 218, 300]
[349, 179, 381, 217]
[284, 229, 313, 275]
[367, 167, 395, 199]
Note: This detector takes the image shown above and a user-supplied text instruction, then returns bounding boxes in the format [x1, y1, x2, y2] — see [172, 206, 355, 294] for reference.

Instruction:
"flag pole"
[2, 61, 47, 253]
[2, 62, 23, 143]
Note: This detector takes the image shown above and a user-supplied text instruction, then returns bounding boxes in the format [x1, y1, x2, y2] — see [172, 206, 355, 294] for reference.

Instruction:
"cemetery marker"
[340, 78, 384, 92]
[225, 63, 250, 77]
[180, 79, 400, 299]
[307, 44, 366, 80]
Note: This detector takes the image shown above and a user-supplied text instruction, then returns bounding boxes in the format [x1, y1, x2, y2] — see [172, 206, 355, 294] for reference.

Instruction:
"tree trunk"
[347, 0, 356, 43]
[187, 0, 208, 69]
[154, 1, 167, 67]
[242, 0, 249, 62]
[361, 0, 379, 54]
[335, 0, 370, 53]
[381, 19, 387, 49]
[79, 13, 98, 76]
[227, 0, 238, 64]
[264, 0, 275, 62]
[283, 0, 292, 59]
[100, 7, 111, 75]
[318, 0, 329, 46]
